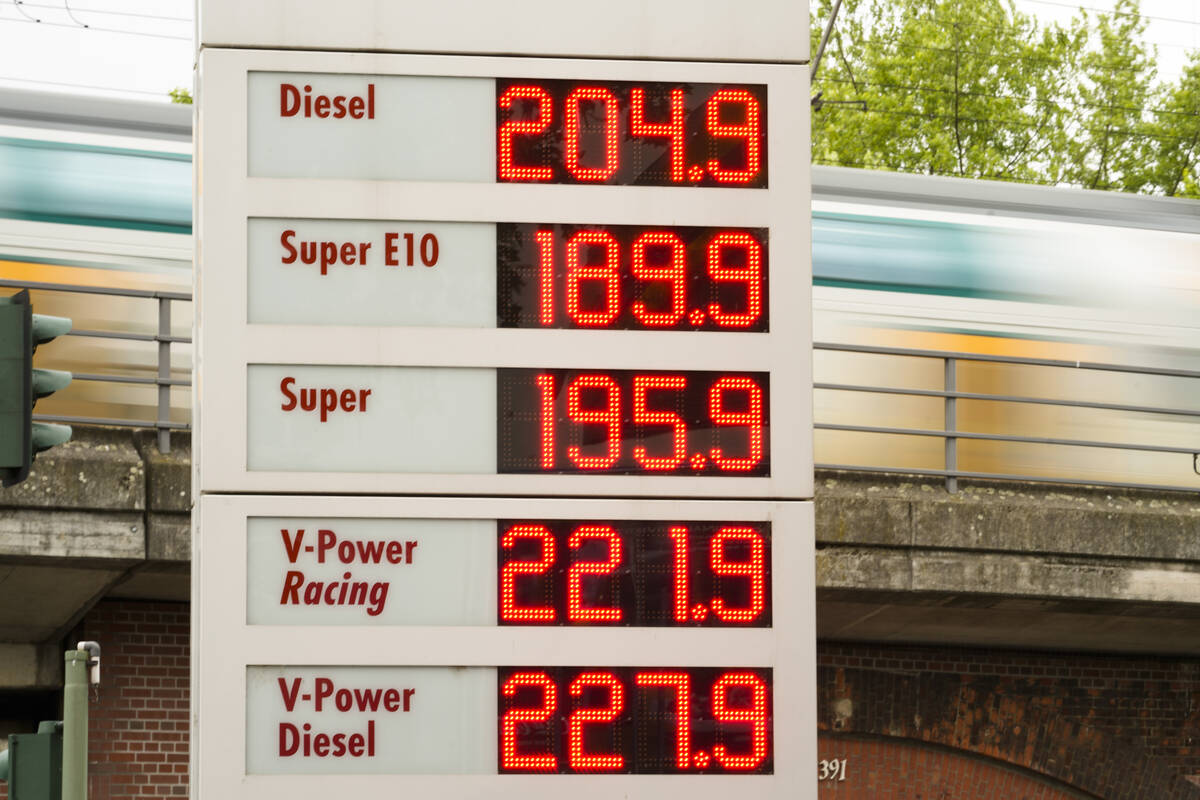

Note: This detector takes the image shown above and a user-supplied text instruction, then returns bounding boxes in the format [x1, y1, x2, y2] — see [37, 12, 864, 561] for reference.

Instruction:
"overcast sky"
[0, 0, 1195, 103]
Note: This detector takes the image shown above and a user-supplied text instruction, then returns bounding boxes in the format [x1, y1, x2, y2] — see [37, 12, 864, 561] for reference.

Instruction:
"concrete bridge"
[5, 426, 1200, 797]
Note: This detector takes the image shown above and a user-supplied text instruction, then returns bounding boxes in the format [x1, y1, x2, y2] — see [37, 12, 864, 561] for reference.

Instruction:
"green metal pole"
[63, 649, 89, 800]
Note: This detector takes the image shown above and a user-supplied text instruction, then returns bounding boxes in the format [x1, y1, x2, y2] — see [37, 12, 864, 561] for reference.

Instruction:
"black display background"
[496, 369, 770, 476]
[497, 520, 772, 627]
[496, 79, 768, 187]
[498, 666, 774, 774]
[496, 223, 769, 331]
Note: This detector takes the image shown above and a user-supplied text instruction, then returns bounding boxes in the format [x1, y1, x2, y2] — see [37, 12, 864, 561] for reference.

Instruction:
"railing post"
[157, 296, 171, 453]
[945, 356, 957, 493]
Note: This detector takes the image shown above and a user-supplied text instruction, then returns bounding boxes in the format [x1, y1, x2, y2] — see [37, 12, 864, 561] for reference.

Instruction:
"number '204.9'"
[496, 79, 767, 187]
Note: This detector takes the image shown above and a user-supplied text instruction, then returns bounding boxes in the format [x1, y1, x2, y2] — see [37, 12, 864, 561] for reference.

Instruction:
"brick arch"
[817, 734, 1090, 799]
[818, 664, 1200, 800]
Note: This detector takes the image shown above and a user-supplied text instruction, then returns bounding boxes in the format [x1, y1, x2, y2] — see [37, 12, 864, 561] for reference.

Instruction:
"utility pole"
[63, 642, 100, 800]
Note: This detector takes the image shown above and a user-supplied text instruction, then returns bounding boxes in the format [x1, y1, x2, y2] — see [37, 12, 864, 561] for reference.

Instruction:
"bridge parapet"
[817, 470, 1200, 654]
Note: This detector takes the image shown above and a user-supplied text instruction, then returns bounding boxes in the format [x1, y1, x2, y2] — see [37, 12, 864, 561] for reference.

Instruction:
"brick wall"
[819, 641, 1200, 799]
[817, 735, 1086, 799]
[7, 613, 1200, 799]
[76, 600, 190, 800]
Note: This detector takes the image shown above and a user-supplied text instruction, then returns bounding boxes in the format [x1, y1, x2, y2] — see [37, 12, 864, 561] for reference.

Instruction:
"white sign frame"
[194, 494, 815, 799]
[198, 0, 809, 64]
[195, 49, 812, 499]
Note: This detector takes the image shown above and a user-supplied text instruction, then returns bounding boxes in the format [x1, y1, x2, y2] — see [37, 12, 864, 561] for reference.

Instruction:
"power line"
[839, 37, 1154, 75]
[1015, 0, 1200, 28]
[15, 1, 190, 23]
[0, 10, 190, 40]
[814, 76, 1200, 121]
[0, 73, 172, 98]
[813, 102, 1200, 145]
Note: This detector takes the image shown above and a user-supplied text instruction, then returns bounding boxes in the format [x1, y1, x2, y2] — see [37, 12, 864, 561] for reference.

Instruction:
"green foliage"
[1063, 0, 1155, 191]
[1142, 54, 1200, 197]
[811, 0, 1199, 197]
[168, 87, 193, 105]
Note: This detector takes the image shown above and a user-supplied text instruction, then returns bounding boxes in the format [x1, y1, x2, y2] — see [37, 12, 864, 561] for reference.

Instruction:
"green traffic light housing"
[0, 290, 73, 487]
[0, 721, 64, 799]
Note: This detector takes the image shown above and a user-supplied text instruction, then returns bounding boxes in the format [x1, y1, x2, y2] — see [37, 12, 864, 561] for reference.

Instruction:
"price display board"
[195, 495, 814, 797]
[195, 49, 811, 498]
[194, 14, 813, 800]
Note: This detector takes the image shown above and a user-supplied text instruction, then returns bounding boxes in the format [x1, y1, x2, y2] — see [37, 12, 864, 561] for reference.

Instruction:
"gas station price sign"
[196, 51, 812, 498]
[199, 496, 813, 787]
[496, 79, 767, 187]
[196, 5, 813, 796]
[497, 223, 767, 332]
[498, 666, 772, 773]
[498, 369, 769, 476]
[499, 520, 770, 627]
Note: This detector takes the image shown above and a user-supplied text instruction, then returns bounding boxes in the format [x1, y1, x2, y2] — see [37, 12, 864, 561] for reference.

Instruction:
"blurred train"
[1, 87, 1198, 488]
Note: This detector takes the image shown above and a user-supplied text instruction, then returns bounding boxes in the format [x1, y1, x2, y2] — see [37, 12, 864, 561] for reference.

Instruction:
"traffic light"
[0, 721, 63, 800]
[0, 290, 72, 487]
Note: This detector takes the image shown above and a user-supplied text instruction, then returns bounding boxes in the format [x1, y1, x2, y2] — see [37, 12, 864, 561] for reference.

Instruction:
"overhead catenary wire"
[815, 75, 1200, 121]
[0, 10, 190, 40]
[14, 1, 190, 23]
[0, 73, 171, 98]
[1015, 0, 1200, 28]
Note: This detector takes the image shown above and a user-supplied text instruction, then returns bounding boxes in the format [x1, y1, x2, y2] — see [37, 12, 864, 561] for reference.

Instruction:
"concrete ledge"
[0, 642, 59, 689]
[819, 547, 1200, 604]
[0, 509, 144, 560]
[816, 470, 1200, 561]
[815, 470, 1200, 653]
[0, 427, 188, 646]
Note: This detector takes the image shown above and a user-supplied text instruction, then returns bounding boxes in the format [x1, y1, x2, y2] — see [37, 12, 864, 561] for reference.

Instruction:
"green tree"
[169, 87, 193, 105]
[1062, 0, 1157, 192]
[811, 0, 1199, 196]
[1141, 53, 1200, 198]
[811, 0, 1079, 183]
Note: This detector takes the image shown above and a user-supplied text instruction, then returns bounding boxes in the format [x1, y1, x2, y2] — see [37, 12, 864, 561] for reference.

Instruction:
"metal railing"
[4, 279, 1198, 492]
[814, 342, 1200, 494]
[0, 278, 191, 453]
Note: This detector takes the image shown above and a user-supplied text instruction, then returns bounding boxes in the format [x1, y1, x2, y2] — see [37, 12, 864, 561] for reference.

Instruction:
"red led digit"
[564, 87, 619, 182]
[499, 524, 557, 623]
[629, 87, 686, 183]
[567, 672, 626, 771]
[709, 377, 765, 471]
[668, 526, 690, 624]
[500, 672, 559, 771]
[711, 672, 769, 771]
[566, 526, 623, 623]
[632, 374, 687, 470]
[709, 527, 766, 623]
[631, 232, 686, 327]
[706, 232, 764, 328]
[566, 374, 622, 469]
[535, 230, 555, 326]
[535, 373, 557, 470]
[498, 85, 553, 182]
[565, 231, 620, 327]
[705, 89, 762, 185]
[634, 671, 691, 769]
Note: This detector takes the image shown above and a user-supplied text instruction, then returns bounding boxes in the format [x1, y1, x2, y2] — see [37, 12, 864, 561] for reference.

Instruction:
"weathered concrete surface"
[0, 642, 58, 688]
[6, 433, 1200, 683]
[0, 427, 190, 685]
[816, 470, 1200, 654]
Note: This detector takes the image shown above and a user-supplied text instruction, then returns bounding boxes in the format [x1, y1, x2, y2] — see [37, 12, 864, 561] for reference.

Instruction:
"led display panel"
[498, 666, 772, 774]
[497, 223, 767, 331]
[497, 369, 769, 476]
[496, 79, 767, 187]
[498, 520, 770, 627]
